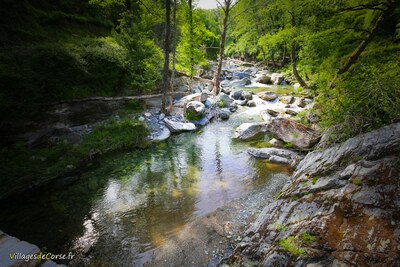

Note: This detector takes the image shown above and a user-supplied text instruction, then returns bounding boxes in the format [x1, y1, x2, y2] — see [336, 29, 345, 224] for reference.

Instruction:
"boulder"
[164, 119, 196, 133]
[231, 90, 243, 100]
[256, 74, 272, 84]
[266, 118, 320, 149]
[230, 77, 251, 88]
[174, 93, 202, 108]
[219, 109, 230, 120]
[270, 73, 284, 85]
[152, 127, 171, 141]
[234, 123, 267, 141]
[260, 111, 273, 122]
[232, 71, 250, 79]
[218, 93, 234, 107]
[280, 95, 294, 104]
[247, 100, 256, 107]
[266, 109, 280, 117]
[294, 97, 306, 108]
[248, 147, 303, 167]
[242, 91, 253, 100]
[259, 91, 278, 101]
[285, 109, 298, 116]
[186, 101, 205, 116]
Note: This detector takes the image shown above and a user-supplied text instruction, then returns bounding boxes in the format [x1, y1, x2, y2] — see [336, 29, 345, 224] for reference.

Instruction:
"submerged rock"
[266, 118, 320, 150]
[234, 123, 267, 141]
[248, 147, 303, 167]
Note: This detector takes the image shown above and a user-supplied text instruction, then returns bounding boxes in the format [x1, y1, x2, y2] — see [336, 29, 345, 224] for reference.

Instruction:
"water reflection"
[0, 116, 290, 266]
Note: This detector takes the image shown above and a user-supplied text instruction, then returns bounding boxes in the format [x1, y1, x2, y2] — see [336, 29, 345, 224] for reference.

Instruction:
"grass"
[0, 119, 148, 199]
[284, 142, 294, 149]
[279, 232, 315, 256]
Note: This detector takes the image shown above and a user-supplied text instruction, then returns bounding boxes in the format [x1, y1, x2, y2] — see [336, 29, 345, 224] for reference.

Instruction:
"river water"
[0, 85, 294, 266]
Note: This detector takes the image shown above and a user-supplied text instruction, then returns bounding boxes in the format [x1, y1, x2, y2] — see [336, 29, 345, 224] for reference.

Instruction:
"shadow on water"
[0, 115, 292, 266]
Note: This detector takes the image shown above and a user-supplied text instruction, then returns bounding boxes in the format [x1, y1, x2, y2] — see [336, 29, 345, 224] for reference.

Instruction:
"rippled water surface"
[0, 98, 292, 266]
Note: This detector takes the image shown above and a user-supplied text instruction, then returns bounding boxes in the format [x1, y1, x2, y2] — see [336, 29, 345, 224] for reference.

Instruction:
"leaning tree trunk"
[291, 42, 308, 88]
[213, 4, 230, 95]
[167, 0, 178, 114]
[161, 0, 171, 113]
[337, 0, 397, 74]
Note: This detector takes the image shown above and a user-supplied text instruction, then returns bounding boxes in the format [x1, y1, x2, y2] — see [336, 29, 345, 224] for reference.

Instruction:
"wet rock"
[280, 95, 294, 104]
[174, 93, 203, 108]
[294, 97, 306, 108]
[259, 91, 278, 101]
[164, 119, 196, 133]
[260, 111, 273, 122]
[285, 109, 298, 116]
[242, 91, 253, 100]
[234, 100, 248, 106]
[231, 90, 243, 100]
[158, 113, 166, 120]
[248, 147, 303, 166]
[218, 93, 234, 107]
[193, 117, 210, 126]
[219, 109, 231, 120]
[266, 109, 280, 117]
[256, 74, 272, 84]
[266, 118, 320, 150]
[247, 100, 256, 107]
[270, 73, 284, 85]
[152, 127, 171, 141]
[233, 71, 250, 80]
[186, 101, 205, 116]
[234, 123, 267, 141]
[230, 77, 251, 88]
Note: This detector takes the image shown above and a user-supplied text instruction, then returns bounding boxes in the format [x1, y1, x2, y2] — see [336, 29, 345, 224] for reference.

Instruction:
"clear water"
[0, 97, 292, 266]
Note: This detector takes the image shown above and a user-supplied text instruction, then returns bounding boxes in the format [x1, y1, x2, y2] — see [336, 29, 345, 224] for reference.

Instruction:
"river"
[0, 83, 295, 266]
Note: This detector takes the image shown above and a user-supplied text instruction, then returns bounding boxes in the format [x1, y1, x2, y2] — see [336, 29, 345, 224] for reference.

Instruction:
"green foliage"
[186, 110, 202, 121]
[279, 232, 315, 256]
[284, 142, 293, 149]
[279, 236, 307, 256]
[0, 119, 148, 198]
[219, 100, 224, 108]
[273, 222, 287, 232]
[316, 43, 400, 140]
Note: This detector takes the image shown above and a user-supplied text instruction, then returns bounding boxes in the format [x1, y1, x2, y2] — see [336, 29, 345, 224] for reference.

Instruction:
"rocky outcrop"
[248, 148, 303, 167]
[227, 123, 400, 267]
[186, 101, 205, 116]
[267, 118, 320, 150]
[234, 123, 267, 141]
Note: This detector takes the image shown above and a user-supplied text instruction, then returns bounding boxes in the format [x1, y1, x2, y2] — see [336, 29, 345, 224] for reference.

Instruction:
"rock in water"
[270, 73, 284, 85]
[218, 93, 234, 107]
[279, 95, 294, 104]
[267, 118, 320, 149]
[234, 123, 267, 141]
[186, 101, 205, 116]
[152, 127, 171, 141]
[248, 147, 303, 167]
[164, 119, 196, 133]
[259, 91, 278, 101]
[256, 74, 272, 84]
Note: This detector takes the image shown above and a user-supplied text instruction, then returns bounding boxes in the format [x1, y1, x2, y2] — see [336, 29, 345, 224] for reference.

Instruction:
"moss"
[219, 100, 224, 108]
[186, 110, 202, 121]
[0, 119, 148, 199]
[312, 177, 318, 185]
[273, 222, 287, 232]
[284, 142, 294, 149]
[352, 179, 363, 186]
[300, 232, 316, 244]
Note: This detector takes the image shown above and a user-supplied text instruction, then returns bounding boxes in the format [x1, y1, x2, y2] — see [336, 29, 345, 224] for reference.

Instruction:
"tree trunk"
[168, 0, 178, 114]
[291, 42, 308, 88]
[337, 0, 397, 74]
[161, 0, 171, 113]
[213, 1, 231, 95]
[282, 41, 287, 66]
[188, 0, 194, 92]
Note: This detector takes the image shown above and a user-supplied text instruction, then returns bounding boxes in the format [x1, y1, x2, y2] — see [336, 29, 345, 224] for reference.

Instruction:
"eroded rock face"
[226, 123, 400, 267]
[267, 118, 321, 150]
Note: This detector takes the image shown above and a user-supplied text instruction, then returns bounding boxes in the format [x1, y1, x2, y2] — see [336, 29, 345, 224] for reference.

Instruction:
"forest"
[0, 0, 399, 266]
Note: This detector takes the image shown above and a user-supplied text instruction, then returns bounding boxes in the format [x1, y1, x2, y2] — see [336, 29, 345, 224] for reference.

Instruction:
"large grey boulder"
[164, 119, 196, 133]
[174, 93, 202, 108]
[152, 127, 171, 141]
[186, 101, 205, 116]
[230, 77, 251, 88]
[279, 95, 294, 104]
[270, 73, 284, 85]
[256, 74, 272, 84]
[234, 123, 267, 141]
[266, 118, 320, 149]
[248, 147, 303, 167]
